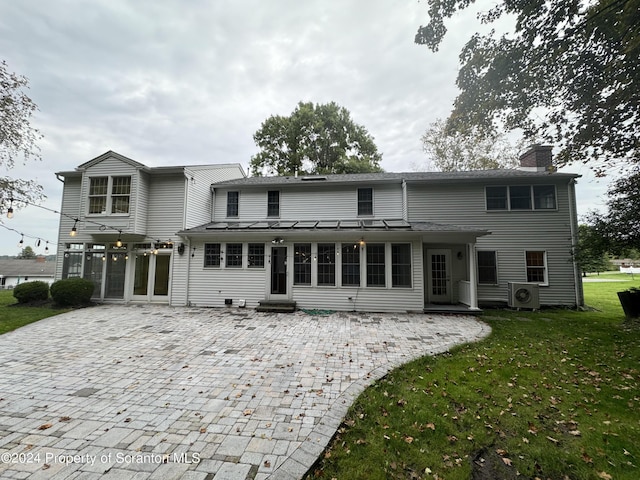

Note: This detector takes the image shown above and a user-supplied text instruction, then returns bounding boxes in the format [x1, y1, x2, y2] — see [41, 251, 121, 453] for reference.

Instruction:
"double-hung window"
[294, 243, 312, 285]
[391, 244, 411, 287]
[358, 188, 373, 216]
[226, 243, 243, 268]
[341, 243, 360, 286]
[526, 251, 547, 284]
[267, 191, 280, 217]
[317, 243, 336, 286]
[248, 244, 265, 268]
[204, 243, 221, 267]
[366, 243, 386, 287]
[477, 251, 498, 284]
[227, 191, 239, 217]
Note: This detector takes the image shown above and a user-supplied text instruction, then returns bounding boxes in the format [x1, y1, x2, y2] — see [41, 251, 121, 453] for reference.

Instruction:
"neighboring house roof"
[0, 259, 56, 277]
[212, 169, 580, 188]
[180, 219, 490, 236]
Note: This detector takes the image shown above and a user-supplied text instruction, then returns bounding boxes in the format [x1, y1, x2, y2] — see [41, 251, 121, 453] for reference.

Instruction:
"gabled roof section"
[77, 150, 148, 171]
[212, 169, 580, 188]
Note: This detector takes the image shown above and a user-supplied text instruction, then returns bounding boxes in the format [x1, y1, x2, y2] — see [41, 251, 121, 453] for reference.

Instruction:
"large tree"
[1, 60, 43, 211]
[574, 224, 611, 276]
[250, 101, 383, 176]
[588, 167, 640, 254]
[415, 0, 640, 174]
[419, 118, 524, 171]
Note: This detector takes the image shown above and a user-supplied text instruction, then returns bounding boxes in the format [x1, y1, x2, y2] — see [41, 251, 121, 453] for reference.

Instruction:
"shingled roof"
[212, 169, 579, 187]
[0, 258, 56, 278]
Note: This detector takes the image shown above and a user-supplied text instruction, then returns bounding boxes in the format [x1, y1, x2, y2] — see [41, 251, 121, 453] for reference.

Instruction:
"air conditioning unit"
[507, 282, 540, 309]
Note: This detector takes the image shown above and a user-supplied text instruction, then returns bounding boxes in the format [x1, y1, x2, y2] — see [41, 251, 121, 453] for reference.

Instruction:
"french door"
[132, 253, 171, 302]
[427, 249, 451, 304]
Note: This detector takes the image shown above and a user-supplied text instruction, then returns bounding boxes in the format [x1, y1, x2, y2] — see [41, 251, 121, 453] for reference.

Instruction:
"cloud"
[0, 0, 611, 254]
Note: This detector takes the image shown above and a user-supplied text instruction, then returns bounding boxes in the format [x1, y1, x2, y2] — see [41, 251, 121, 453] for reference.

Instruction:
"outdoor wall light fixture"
[457, 251, 464, 260]
[177, 243, 185, 255]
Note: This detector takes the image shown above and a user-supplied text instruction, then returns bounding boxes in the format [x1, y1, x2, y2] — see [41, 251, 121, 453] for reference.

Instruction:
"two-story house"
[54, 151, 246, 303]
[55, 146, 583, 312]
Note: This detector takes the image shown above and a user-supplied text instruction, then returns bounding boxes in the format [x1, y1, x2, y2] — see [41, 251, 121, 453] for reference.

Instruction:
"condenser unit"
[507, 282, 540, 309]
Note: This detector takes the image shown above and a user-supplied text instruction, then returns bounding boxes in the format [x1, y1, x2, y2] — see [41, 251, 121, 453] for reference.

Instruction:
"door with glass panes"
[132, 253, 171, 302]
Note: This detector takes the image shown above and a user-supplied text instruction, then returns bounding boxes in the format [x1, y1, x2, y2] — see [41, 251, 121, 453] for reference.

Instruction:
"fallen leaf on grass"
[597, 472, 612, 480]
[404, 436, 414, 444]
[502, 457, 513, 466]
[546, 436, 559, 444]
[582, 453, 593, 464]
[426, 423, 436, 430]
[568, 430, 581, 436]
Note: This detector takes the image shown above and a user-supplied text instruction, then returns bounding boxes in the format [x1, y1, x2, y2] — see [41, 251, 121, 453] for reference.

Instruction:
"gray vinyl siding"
[146, 173, 186, 239]
[407, 179, 579, 306]
[186, 238, 267, 308]
[185, 237, 423, 312]
[184, 165, 246, 229]
[213, 183, 403, 221]
[55, 176, 82, 280]
[80, 157, 144, 235]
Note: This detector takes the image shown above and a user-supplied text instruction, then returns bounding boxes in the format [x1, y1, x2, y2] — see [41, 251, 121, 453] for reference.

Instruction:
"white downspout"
[568, 178, 583, 307]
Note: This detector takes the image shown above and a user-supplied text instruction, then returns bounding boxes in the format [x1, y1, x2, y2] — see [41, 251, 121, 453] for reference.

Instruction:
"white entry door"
[427, 249, 451, 303]
[132, 253, 171, 302]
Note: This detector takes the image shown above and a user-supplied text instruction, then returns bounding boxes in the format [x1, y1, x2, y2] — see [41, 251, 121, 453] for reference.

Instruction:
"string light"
[70, 219, 78, 237]
[6, 198, 14, 219]
[18, 234, 24, 248]
[116, 230, 123, 247]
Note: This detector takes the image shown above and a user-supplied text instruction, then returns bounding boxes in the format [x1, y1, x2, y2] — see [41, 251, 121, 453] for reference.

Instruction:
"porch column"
[467, 242, 480, 310]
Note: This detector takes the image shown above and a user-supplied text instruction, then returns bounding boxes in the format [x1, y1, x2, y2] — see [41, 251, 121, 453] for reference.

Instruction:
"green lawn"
[0, 289, 70, 335]
[306, 275, 640, 480]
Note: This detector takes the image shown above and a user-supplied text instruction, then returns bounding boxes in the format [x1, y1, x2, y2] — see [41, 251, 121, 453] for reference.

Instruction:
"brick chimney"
[519, 145, 554, 172]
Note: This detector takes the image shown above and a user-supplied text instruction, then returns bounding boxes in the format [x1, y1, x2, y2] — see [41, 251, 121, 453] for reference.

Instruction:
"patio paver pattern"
[0, 305, 489, 479]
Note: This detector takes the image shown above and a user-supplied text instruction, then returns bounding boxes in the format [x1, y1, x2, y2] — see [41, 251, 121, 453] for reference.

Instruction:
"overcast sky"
[0, 0, 614, 256]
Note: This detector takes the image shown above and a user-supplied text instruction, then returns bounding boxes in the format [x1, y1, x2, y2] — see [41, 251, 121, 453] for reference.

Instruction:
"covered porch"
[416, 223, 490, 313]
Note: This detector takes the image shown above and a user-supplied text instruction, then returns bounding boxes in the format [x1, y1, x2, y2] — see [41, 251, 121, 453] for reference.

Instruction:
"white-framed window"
[391, 243, 411, 288]
[204, 243, 221, 267]
[366, 243, 385, 287]
[267, 191, 280, 217]
[88, 176, 131, 215]
[248, 243, 265, 268]
[227, 191, 239, 217]
[357, 187, 373, 216]
[525, 250, 548, 284]
[341, 243, 360, 286]
[477, 250, 498, 284]
[317, 243, 336, 286]
[485, 185, 556, 211]
[294, 243, 312, 285]
[225, 243, 243, 267]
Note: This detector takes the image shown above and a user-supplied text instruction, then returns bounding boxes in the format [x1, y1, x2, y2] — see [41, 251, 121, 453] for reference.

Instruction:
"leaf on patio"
[200, 427, 207, 433]
[264, 460, 271, 468]
[37, 423, 53, 430]
[243, 409, 253, 416]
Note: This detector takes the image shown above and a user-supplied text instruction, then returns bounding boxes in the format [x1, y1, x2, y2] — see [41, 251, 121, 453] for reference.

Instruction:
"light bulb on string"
[70, 219, 78, 237]
[18, 234, 24, 248]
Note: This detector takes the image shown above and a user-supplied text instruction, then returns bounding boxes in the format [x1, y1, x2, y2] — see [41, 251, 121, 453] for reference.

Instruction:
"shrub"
[50, 278, 94, 306]
[12, 281, 50, 304]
